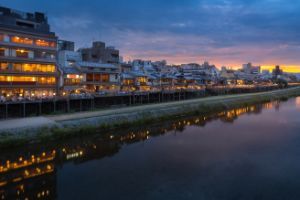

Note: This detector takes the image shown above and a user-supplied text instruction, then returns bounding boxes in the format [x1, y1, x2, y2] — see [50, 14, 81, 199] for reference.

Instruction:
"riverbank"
[1, 86, 300, 148]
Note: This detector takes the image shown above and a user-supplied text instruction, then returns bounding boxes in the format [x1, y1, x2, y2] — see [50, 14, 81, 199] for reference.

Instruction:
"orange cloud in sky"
[261, 65, 300, 73]
[124, 54, 300, 73]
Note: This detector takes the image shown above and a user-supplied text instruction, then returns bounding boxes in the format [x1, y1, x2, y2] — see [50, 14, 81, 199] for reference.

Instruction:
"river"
[1, 97, 300, 200]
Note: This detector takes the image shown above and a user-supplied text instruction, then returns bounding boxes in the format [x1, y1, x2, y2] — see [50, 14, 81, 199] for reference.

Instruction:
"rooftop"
[0, 6, 53, 35]
[78, 62, 119, 69]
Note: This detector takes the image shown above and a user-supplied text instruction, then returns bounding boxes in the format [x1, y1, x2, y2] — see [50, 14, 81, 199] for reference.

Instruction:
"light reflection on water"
[296, 97, 300, 109]
[0, 98, 300, 200]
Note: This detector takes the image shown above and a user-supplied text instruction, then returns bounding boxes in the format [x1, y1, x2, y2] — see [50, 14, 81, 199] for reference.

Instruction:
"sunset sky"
[2, 0, 300, 72]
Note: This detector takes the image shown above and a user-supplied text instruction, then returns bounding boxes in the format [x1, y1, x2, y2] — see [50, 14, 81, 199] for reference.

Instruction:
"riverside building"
[58, 41, 121, 94]
[0, 6, 59, 98]
[78, 41, 120, 64]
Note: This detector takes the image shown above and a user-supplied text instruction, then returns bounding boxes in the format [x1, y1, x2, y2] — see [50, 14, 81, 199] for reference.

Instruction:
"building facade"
[0, 6, 59, 98]
[57, 50, 83, 93]
[80, 62, 120, 93]
[79, 41, 120, 64]
[58, 48, 121, 94]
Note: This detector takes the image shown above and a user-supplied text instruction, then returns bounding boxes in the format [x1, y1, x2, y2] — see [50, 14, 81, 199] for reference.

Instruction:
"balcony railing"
[0, 69, 58, 75]
[0, 40, 57, 51]
[0, 55, 56, 63]
[84, 81, 120, 85]
[0, 81, 56, 86]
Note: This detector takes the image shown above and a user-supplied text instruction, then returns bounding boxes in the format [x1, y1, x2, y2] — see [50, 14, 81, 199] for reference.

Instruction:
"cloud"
[1, 0, 300, 70]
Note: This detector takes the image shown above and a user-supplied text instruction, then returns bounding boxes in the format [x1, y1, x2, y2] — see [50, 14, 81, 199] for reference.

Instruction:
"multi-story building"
[121, 71, 150, 92]
[273, 65, 283, 78]
[79, 41, 120, 64]
[57, 49, 84, 93]
[180, 62, 219, 85]
[242, 63, 261, 74]
[79, 62, 120, 93]
[58, 40, 75, 51]
[58, 47, 120, 94]
[0, 6, 59, 98]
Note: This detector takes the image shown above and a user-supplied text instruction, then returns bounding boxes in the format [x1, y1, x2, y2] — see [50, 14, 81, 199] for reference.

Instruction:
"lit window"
[11, 36, 33, 45]
[0, 48, 5, 56]
[16, 49, 29, 58]
[0, 62, 9, 71]
[36, 39, 49, 47]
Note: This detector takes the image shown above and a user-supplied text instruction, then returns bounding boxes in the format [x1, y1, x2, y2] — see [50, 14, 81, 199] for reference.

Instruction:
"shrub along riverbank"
[1, 86, 300, 148]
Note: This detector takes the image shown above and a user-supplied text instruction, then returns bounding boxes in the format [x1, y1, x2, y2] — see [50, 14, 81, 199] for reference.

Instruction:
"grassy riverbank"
[1, 87, 300, 148]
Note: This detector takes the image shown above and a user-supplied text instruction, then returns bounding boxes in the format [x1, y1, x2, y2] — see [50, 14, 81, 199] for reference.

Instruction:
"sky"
[1, 0, 300, 72]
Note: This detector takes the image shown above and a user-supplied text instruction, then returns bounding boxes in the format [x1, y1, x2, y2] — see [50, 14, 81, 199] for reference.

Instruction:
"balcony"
[0, 54, 56, 63]
[0, 69, 58, 76]
[0, 40, 57, 51]
[0, 35, 56, 50]
[0, 82, 56, 87]
[83, 81, 120, 86]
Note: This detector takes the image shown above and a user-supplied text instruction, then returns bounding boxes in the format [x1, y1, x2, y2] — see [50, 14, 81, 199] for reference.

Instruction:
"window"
[37, 77, 56, 85]
[11, 76, 36, 83]
[0, 34, 9, 42]
[65, 77, 81, 85]
[16, 49, 29, 58]
[0, 76, 10, 82]
[23, 64, 33, 72]
[11, 63, 55, 73]
[94, 74, 101, 82]
[0, 48, 4, 56]
[101, 74, 109, 82]
[49, 42, 56, 48]
[0, 63, 8, 71]
[137, 77, 147, 83]
[3, 35, 10, 42]
[35, 51, 55, 60]
[36, 39, 50, 47]
[46, 65, 55, 72]
[11, 36, 33, 45]
[12, 63, 22, 72]
[16, 21, 35, 28]
[123, 79, 134, 85]
[86, 74, 93, 82]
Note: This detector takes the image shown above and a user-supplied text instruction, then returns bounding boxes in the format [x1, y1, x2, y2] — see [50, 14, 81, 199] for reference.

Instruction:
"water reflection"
[0, 100, 284, 199]
[296, 97, 300, 109]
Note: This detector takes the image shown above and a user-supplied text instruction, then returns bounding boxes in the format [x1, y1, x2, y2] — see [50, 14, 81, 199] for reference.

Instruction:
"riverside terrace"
[0, 84, 288, 120]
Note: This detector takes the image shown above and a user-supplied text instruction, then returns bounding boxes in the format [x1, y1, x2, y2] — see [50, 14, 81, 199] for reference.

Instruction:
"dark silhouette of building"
[58, 40, 75, 51]
[273, 65, 283, 77]
[78, 41, 120, 64]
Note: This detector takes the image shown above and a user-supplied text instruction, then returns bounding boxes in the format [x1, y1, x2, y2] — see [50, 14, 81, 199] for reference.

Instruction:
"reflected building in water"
[0, 101, 279, 199]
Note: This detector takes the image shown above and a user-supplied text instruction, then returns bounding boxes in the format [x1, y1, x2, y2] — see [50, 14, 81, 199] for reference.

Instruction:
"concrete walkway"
[49, 88, 295, 122]
[0, 117, 57, 132]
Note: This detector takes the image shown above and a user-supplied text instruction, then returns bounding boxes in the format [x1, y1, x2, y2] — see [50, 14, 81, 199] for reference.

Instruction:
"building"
[78, 41, 119, 64]
[58, 40, 75, 51]
[120, 63, 132, 73]
[242, 63, 261, 74]
[273, 65, 283, 77]
[0, 6, 59, 98]
[180, 62, 219, 85]
[57, 50, 84, 93]
[58, 48, 120, 94]
[219, 69, 237, 85]
[121, 71, 150, 92]
[79, 62, 120, 93]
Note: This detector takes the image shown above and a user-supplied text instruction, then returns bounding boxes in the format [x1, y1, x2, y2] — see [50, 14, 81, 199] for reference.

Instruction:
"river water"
[1, 97, 300, 200]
